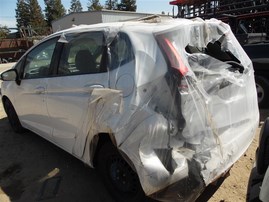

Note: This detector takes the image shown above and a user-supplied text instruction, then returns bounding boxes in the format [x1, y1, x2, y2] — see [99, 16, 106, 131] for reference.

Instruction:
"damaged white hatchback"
[0, 17, 259, 202]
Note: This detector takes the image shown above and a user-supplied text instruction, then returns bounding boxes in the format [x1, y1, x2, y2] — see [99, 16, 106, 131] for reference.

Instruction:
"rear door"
[46, 31, 109, 155]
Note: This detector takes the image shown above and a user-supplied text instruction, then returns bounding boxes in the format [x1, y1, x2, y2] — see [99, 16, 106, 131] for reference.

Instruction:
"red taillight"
[158, 37, 188, 76]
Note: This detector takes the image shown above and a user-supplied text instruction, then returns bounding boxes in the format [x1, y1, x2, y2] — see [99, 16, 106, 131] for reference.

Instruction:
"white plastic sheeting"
[60, 17, 259, 201]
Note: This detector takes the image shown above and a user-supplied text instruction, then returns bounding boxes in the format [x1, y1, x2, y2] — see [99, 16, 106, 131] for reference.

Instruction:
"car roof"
[50, 16, 224, 38]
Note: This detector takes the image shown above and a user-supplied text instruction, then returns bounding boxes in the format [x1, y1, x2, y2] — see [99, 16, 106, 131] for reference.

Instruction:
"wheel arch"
[91, 133, 116, 167]
[91, 133, 136, 172]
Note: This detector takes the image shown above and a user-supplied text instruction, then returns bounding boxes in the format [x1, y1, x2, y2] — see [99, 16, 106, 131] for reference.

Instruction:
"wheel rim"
[108, 156, 139, 195]
[256, 83, 264, 104]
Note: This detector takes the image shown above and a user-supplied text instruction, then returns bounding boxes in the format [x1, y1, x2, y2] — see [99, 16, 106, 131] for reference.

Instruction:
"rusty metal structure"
[169, 0, 269, 39]
[0, 26, 50, 63]
[0, 38, 33, 63]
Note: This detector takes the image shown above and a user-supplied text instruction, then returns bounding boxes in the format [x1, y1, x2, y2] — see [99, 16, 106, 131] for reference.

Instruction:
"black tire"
[4, 99, 25, 133]
[255, 76, 269, 108]
[246, 164, 263, 202]
[97, 143, 146, 202]
[256, 117, 269, 175]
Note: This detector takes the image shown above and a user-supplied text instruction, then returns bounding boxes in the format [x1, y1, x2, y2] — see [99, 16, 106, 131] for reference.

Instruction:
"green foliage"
[16, 0, 30, 28]
[44, 0, 66, 27]
[69, 0, 83, 13]
[28, 0, 47, 34]
[117, 0, 136, 11]
[105, 0, 118, 10]
[88, 0, 103, 11]
[15, 0, 47, 35]
[0, 25, 9, 38]
[104, 0, 136, 11]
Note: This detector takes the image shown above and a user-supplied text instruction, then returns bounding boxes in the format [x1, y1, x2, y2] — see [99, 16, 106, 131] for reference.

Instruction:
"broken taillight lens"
[157, 36, 188, 76]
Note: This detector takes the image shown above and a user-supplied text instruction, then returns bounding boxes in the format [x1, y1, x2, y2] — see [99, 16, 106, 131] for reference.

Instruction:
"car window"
[109, 32, 134, 70]
[58, 32, 106, 75]
[22, 37, 58, 79]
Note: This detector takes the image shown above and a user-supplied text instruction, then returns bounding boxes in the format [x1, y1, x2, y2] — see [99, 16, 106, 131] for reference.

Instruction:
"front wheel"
[4, 99, 25, 133]
[97, 143, 146, 202]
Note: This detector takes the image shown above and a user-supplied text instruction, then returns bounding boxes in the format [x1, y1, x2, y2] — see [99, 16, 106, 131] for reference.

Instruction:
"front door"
[14, 37, 59, 139]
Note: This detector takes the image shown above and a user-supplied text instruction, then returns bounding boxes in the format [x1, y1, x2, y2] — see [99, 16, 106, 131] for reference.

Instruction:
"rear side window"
[58, 32, 106, 75]
[109, 32, 134, 70]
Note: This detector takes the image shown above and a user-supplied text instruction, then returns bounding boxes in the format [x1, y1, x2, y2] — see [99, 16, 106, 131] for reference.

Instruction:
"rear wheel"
[97, 143, 146, 202]
[4, 99, 25, 133]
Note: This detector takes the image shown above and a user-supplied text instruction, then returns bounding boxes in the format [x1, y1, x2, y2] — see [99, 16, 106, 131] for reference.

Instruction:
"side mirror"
[1, 69, 20, 84]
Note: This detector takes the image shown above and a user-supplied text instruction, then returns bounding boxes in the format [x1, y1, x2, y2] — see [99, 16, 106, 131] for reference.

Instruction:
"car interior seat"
[75, 49, 97, 73]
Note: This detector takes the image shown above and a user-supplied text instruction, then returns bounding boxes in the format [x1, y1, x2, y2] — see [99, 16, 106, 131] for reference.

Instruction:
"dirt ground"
[0, 63, 267, 202]
[0, 102, 115, 202]
[207, 122, 261, 202]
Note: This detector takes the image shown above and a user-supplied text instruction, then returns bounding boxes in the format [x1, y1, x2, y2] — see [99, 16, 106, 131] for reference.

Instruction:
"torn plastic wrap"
[66, 17, 259, 201]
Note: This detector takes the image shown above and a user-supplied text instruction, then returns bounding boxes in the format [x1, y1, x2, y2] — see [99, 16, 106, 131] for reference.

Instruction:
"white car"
[0, 17, 259, 202]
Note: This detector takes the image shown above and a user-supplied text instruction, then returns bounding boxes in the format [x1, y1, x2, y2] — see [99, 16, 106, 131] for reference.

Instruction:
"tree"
[69, 0, 83, 13]
[117, 0, 136, 11]
[28, 0, 47, 34]
[16, 0, 30, 28]
[44, 0, 66, 27]
[88, 0, 103, 11]
[0, 25, 9, 38]
[105, 0, 118, 10]
[16, 0, 47, 35]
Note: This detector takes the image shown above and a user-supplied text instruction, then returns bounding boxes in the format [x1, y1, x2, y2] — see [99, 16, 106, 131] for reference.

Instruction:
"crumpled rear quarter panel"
[70, 18, 259, 201]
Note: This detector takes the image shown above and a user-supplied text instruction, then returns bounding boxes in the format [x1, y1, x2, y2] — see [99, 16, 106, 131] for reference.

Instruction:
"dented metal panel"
[57, 18, 259, 201]
[2, 17, 257, 201]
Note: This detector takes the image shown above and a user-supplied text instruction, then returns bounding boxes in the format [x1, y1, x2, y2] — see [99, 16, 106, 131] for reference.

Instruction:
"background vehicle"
[169, 0, 269, 107]
[1, 17, 259, 202]
[247, 117, 269, 202]
[243, 44, 269, 108]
